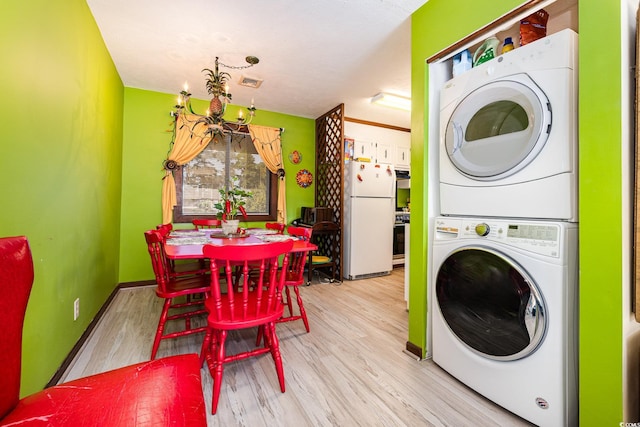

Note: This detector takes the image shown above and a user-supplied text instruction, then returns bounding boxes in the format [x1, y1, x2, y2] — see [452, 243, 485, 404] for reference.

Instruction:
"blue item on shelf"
[452, 50, 472, 77]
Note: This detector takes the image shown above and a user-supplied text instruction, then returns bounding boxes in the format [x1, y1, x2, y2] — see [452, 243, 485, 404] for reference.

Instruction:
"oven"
[393, 212, 409, 265]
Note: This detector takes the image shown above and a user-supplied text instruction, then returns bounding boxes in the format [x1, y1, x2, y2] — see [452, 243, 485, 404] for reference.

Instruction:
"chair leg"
[255, 325, 264, 347]
[151, 298, 171, 360]
[199, 329, 212, 367]
[284, 286, 294, 317]
[211, 330, 227, 415]
[265, 322, 285, 393]
[293, 286, 310, 333]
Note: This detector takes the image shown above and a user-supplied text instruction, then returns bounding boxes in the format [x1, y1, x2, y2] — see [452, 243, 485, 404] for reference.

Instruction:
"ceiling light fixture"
[371, 92, 411, 111]
[171, 56, 259, 141]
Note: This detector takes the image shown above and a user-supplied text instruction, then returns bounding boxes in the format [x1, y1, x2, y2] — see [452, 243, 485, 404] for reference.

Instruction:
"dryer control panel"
[435, 217, 562, 258]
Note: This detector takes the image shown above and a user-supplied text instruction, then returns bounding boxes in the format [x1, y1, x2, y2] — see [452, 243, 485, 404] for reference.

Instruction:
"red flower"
[239, 205, 247, 220]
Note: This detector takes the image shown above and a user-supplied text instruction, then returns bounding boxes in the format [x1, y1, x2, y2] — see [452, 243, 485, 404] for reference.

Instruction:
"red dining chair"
[155, 225, 208, 278]
[156, 222, 173, 234]
[265, 222, 285, 234]
[193, 218, 222, 229]
[145, 230, 210, 359]
[0, 236, 207, 426]
[200, 240, 293, 414]
[280, 226, 313, 332]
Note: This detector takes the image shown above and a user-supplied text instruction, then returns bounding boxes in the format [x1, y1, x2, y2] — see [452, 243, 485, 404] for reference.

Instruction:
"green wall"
[0, 0, 124, 394]
[397, 188, 410, 208]
[410, 0, 625, 424]
[576, 1, 624, 425]
[119, 88, 316, 282]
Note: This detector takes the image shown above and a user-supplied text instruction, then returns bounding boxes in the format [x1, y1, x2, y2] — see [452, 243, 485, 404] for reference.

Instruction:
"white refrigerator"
[343, 161, 395, 280]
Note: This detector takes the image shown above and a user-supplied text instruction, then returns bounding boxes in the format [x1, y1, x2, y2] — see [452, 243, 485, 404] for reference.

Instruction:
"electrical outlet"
[73, 298, 80, 321]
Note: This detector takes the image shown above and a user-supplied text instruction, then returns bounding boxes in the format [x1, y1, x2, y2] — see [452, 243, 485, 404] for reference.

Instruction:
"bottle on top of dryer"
[452, 50, 472, 77]
[502, 37, 515, 54]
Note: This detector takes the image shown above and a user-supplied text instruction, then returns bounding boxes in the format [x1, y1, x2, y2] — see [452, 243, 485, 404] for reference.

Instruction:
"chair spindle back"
[203, 241, 293, 323]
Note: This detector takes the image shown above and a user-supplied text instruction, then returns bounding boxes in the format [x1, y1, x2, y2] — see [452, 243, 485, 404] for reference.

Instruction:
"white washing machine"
[430, 216, 577, 427]
[439, 29, 578, 221]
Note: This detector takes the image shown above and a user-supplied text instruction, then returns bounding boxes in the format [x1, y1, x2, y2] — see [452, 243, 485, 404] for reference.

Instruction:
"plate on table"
[212, 233, 249, 239]
[246, 229, 278, 236]
[255, 234, 293, 242]
[165, 236, 210, 245]
[170, 230, 206, 237]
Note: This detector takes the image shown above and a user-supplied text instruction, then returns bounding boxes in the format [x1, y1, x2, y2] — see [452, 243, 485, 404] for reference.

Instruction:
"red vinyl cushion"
[0, 354, 207, 426]
[0, 237, 33, 420]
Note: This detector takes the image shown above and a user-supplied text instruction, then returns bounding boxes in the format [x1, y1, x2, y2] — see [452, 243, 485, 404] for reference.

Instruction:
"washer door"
[444, 74, 552, 180]
[435, 247, 546, 361]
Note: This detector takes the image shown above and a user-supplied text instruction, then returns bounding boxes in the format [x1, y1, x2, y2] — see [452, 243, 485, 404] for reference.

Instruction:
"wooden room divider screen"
[315, 104, 345, 281]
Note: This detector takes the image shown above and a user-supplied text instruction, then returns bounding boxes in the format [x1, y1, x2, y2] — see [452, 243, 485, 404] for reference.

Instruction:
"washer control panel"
[435, 217, 562, 258]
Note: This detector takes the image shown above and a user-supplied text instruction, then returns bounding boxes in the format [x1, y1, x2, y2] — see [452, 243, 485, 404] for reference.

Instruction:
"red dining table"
[163, 228, 317, 260]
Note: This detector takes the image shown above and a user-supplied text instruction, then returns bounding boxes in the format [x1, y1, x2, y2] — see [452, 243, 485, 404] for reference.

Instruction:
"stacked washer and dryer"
[432, 29, 579, 426]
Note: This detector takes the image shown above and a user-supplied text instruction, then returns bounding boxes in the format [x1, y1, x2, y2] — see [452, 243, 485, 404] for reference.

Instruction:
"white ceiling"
[86, 0, 425, 129]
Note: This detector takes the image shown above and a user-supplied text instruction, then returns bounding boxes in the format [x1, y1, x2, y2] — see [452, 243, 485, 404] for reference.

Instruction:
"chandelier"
[171, 56, 259, 141]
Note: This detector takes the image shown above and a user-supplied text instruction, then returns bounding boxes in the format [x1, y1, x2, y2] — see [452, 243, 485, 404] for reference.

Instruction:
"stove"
[393, 211, 409, 265]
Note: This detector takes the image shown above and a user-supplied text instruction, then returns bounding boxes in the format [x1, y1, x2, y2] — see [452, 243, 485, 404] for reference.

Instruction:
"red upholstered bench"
[0, 236, 207, 426]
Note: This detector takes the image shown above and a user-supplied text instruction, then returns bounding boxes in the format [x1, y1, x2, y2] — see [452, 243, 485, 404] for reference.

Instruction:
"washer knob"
[475, 223, 490, 236]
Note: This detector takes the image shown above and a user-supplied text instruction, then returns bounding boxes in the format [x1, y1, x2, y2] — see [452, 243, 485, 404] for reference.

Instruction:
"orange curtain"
[161, 114, 213, 224]
[248, 125, 287, 223]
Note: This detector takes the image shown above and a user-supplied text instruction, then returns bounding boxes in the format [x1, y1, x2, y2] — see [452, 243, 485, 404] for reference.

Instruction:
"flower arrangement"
[214, 176, 252, 220]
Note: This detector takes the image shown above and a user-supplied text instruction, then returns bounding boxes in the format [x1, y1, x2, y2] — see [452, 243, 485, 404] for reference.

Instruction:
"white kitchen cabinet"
[375, 141, 393, 164]
[344, 121, 410, 168]
[396, 146, 410, 170]
[353, 139, 374, 160]
[352, 139, 394, 164]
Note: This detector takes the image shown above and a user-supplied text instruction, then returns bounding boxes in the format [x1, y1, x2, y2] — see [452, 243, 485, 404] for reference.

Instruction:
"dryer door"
[435, 247, 546, 361]
[444, 74, 551, 180]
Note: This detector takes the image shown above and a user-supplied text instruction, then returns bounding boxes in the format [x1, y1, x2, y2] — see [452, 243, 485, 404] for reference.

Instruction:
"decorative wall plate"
[289, 150, 302, 164]
[296, 169, 313, 188]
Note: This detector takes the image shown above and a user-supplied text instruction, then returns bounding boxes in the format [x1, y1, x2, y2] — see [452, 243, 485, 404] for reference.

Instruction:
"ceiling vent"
[238, 76, 263, 88]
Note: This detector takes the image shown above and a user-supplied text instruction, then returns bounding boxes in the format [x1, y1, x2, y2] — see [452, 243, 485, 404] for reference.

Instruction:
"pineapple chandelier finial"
[171, 55, 259, 141]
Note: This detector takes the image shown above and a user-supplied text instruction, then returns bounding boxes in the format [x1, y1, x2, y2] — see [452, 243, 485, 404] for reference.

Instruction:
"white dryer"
[439, 29, 578, 221]
[430, 216, 578, 427]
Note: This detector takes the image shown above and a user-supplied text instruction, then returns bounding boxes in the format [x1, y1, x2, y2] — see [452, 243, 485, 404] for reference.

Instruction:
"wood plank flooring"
[61, 268, 532, 426]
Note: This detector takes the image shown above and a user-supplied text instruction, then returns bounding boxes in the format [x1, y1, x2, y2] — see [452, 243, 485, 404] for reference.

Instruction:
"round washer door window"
[435, 247, 546, 361]
[444, 74, 551, 180]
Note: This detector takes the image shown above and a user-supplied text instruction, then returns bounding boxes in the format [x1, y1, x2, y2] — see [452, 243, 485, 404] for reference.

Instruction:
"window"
[173, 132, 277, 223]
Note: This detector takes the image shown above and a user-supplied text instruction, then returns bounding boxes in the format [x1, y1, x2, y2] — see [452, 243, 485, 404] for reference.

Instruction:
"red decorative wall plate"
[296, 169, 313, 188]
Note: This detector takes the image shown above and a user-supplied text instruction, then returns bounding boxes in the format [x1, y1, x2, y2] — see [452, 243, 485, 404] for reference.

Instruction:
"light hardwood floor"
[61, 268, 532, 426]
